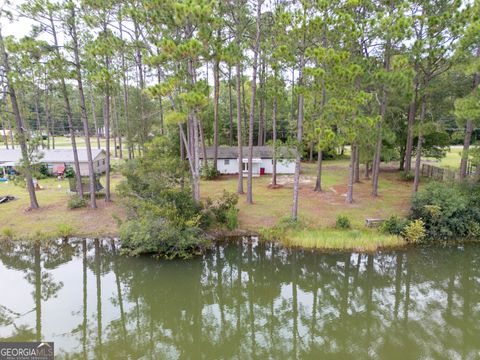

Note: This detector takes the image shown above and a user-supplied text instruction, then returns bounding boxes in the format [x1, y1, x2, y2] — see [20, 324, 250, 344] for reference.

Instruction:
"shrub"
[120, 217, 210, 259]
[402, 219, 426, 243]
[260, 217, 303, 241]
[379, 215, 408, 235]
[1, 227, 14, 240]
[206, 191, 239, 225]
[201, 165, 220, 180]
[400, 171, 415, 182]
[64, 167, 75, 179]
[39, 163, 50, 177]
[225, 208, 239, 230]
[335, 214, 351, 230]
[68, 194, 86, 209]
[410, 182, 480, 241]
[56, 224, 74, 239]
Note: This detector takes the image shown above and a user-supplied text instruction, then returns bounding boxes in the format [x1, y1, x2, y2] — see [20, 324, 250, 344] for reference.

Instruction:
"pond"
[0, 238, 479, 359]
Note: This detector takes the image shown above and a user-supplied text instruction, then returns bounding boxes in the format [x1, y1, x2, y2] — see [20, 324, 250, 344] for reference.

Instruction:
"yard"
[0, 174, 124, 240]
[202, 159, 413, 231]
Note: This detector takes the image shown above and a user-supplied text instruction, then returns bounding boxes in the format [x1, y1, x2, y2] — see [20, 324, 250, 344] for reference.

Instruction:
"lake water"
[0, 238, 479, 359]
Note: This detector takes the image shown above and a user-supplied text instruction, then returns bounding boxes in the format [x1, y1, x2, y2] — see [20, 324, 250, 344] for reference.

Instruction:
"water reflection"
[0, 238, 479, 359]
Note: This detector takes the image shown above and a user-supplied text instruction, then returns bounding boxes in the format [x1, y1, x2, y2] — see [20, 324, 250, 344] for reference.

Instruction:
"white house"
[0, 148, 107, 176]
[199, 146, 296, 175]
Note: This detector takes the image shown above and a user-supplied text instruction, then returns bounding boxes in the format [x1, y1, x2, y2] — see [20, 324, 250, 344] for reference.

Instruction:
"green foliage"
[379, 215, 409, 236]
[402, 219, 426, 243]
[225, 208, 239, 230]
[64, 167, 75, 179]
[1, 227, 14, 240]
[410, 182, 480, 241]
[201, 164, 220, 180]
[335, 215, 351, 230]
[260, 217, 303, 241]
[118, 137, 238, 259]
[205, 191, 238, 224]
[56, 223, 74, 238]
[68, 194, 86, 209]
[400, 171, 415, 182]
[119, 217, 209, 259]
[38, 163, 50, 177]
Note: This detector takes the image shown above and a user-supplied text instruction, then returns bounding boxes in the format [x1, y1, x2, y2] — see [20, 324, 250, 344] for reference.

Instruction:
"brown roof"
[197, 146, 296, 159]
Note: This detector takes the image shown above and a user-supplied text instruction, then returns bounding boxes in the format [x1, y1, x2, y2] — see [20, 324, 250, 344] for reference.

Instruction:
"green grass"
[283, 228, 406, 252]
[0, 173, 124, 240]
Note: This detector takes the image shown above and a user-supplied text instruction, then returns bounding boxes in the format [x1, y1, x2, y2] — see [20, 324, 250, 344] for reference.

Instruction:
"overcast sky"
[1, 0, 34, 38]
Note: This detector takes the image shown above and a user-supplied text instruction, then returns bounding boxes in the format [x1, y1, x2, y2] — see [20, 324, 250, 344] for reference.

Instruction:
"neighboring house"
[198, 146, 296, 175]
[0, 148, 107, 176]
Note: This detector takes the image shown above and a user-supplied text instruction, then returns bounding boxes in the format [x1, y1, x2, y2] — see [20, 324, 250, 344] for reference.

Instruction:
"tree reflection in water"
[0, 238, 479, 359]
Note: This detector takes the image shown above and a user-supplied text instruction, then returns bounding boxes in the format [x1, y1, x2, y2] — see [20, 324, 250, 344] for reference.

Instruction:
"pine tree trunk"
[34, 91, 43, 149]
[236, 63, 244, 194]
[104, 89, 111, 202]
[413, 94, 427, 193]
[292, 48, 305, 220]
[460, 119, 473, 179]
[90, 94, 101, 149]
[314, 150, 323, 192]
[115, 96, 123, 159]
[0, 29, 39, 209]
[213, 57, 220, 171]
[119, 16, 131, 159]
[187, 57, 201, 203]
[460, 58, 480, 179]
[69, 4, 97, 209]
[257, 54, 265, 146]
[314, 81, 327, 192]
[272, 95, 278, 186]
[247, 0, 262, 205]
[113, 97, 118, 158]
[241, 66, 248, 140]
[365, 161, 370, 179]
[404, 92, 416, 173]
[228, 65, 234, 146]
[372, 34, 391, 196]
[7, 115, 14, 149]
[346, 144, 356, 204]
[354, 146, 360, 183]
[50, 12, 83, 196]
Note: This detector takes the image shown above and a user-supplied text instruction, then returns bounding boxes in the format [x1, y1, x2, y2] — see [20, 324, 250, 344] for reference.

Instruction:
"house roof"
[197, 146, 296, 159]
[0, 148, 106, 164]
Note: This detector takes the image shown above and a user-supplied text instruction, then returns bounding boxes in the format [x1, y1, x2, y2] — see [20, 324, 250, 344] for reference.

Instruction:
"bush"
[410, 182, 480, 241]
[120, 217, 210, 259]
[68, 194, 86, 209]
[1, 227, 14, 240]
[400, 171, 415, 182]
[39, 163, 50, 177]
[225, 207, 239, 230]
[379, 215, 408, 235]
[402, 219, 426, 243]
[260, 217, 303, 241]
[56, 224, 74, 239]
[64, 167, 75, 179]
[335, 215, 351, 230]
[206, 191, 239, 225]
[201, 165, 220, 180]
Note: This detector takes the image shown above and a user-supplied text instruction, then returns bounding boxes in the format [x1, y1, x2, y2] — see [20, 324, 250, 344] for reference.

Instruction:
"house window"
[103, 159, 105, 165]
[243, 162, 249, 172]
[97, 160, 100, 167]
[224, 159, 230, 165]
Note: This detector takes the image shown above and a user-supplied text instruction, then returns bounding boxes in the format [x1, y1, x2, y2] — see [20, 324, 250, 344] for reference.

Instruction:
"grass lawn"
[0, 174, 124, 240]
[201, 160, 413, 230]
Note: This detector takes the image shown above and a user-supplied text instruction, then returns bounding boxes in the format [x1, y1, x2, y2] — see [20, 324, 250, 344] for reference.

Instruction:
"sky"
[1, 0, 34, 38]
